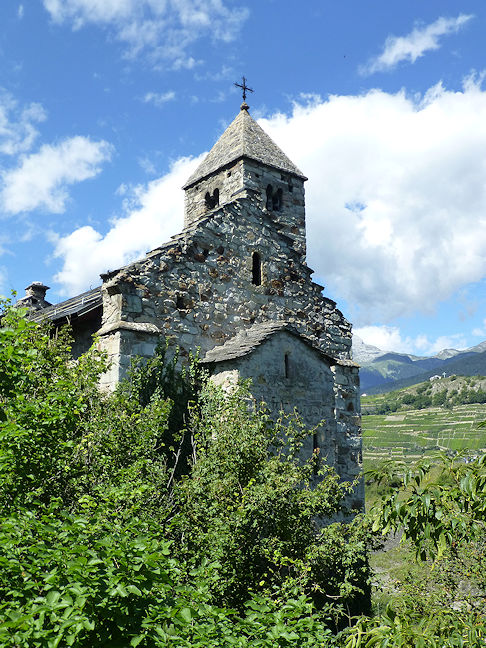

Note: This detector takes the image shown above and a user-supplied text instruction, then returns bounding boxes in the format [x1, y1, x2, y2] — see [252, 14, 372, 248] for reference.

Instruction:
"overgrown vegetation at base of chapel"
[0, 301, 367, 646]
[1, 301, 485, 646]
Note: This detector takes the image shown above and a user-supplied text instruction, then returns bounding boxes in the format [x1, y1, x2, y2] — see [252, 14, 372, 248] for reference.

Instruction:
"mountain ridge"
[353, 335, 486, 393]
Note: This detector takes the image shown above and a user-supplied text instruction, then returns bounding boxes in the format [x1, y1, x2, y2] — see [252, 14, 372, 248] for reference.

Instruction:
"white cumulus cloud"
[42, 0, 249, 67]
[354, 325, 468, 356]
[51, 154, 204, 294]
[258, 77, 486, 324]
[1, 136, 113, 214]
[0, 91, 47, 156]
[362, 14, 473, 75]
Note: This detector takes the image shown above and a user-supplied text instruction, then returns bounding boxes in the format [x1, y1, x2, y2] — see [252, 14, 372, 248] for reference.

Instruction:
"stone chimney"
[17, 281, 52, 311]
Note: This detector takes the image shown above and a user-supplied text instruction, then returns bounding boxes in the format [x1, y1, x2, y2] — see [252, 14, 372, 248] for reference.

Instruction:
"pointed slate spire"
[183, 103, 307, 189]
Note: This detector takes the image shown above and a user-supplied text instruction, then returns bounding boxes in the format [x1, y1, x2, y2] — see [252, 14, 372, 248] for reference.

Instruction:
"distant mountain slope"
[354, 335, 486, 394]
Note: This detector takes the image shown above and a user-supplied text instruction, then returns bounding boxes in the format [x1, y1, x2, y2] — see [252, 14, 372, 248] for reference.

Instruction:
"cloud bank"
[42, 0, 249, 68]
[52, 154, 204, 294]
[1, 136, 113, 214]
[362, 14, 473, 74]
[52, 77, 486, 336]
[353, 325, 468, 357]
[260, 78, 486, 324]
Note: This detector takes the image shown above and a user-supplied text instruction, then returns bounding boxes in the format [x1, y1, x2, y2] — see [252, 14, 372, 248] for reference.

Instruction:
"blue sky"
[1, 0, 486, 356]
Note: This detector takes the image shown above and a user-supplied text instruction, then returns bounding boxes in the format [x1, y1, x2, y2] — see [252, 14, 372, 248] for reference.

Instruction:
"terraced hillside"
[362, 403, 486, 467]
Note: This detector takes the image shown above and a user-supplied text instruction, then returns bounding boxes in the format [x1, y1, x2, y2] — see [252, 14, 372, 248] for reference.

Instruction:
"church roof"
[183, 104, 307, 189]
[201, 321, 334, 365]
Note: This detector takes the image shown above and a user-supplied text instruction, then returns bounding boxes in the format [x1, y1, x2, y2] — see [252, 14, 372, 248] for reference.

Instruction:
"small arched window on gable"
[272, 188, 283, 211]
[252, 252, 262, 286]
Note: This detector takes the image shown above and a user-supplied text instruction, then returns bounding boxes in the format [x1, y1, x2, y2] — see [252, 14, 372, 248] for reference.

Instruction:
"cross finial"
[234, 76, 254, 102]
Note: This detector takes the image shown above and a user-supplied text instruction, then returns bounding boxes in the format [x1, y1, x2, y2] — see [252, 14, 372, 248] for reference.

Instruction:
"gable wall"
[98, 193, 352, 387]
[211, 331, 337, 460]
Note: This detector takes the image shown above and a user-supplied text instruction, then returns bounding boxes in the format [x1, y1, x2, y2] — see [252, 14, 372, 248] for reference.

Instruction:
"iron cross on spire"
[234, 76, 254, 102]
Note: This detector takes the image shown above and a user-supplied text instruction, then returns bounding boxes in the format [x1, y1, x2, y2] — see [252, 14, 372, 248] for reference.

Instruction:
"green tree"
[0, 303, 367, 646]
[176, 382, 369, 619]
[343, 454, 486, 647]
[0, 302, 108, 510]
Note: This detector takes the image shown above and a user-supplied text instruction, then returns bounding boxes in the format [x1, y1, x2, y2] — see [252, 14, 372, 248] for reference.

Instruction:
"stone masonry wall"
[184, 159, 306, 256]
[209, 332, 363, 510]
[97, 192, 352, 388]
[210, 331, 337, 462]
[95, 183, 361, 496]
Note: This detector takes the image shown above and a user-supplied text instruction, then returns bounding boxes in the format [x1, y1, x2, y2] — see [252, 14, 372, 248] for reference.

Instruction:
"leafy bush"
[0, 303, 369, 645]
[175, 382, 370, 619]
[344, 454, 486, 646]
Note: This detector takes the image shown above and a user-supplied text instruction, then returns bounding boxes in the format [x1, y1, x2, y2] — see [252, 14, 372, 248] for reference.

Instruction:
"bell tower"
[182, 101, 308, 256]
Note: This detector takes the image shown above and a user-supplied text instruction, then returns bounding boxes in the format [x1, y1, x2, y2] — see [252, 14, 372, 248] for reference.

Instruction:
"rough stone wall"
[94, 167, 362, 501]
[332, 362, 364, 509]
[184, 158, 306, 255]
[97, 192, 352, 387]
[210, 331, 337, 461]
[209, 332, 363, 509]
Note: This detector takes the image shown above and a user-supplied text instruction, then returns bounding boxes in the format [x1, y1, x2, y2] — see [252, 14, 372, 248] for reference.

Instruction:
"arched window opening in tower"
[284, 353, 290, 379]
[266, 185, 283, 211]
[205, 188, 219, 209]
[252, 252, 262, 286]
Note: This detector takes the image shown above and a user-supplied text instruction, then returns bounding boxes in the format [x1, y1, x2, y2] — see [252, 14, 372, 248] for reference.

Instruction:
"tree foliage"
[5, 301, 483, 646]
[0, 303, 366, 646]
[344, 454, 486, 647]
[176, 382, 369, 617]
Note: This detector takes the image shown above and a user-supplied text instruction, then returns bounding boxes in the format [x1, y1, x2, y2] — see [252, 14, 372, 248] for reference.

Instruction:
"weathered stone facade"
[25, 102, 363, 507]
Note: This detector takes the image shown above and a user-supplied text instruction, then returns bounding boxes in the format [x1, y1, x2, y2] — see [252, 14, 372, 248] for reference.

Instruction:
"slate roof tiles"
[183, 104, 307, 189]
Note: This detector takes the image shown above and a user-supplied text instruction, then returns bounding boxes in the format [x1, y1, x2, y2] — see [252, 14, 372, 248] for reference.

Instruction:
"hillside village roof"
[183, 103, 307, 189]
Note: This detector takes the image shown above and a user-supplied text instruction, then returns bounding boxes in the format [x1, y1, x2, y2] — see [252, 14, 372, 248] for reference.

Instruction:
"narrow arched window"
[213, 188, 219, 207]
[272, 188, 283, 211]
[252, 252, 262, 286]
[284, 353, 290, 379]
[266, 184, 273, 210]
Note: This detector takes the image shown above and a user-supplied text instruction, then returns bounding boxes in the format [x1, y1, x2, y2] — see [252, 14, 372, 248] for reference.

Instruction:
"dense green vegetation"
[0, 302, 367, 646]
[362, 375, 486, 415]
[348, 454, 486, 647]
[1, 302, 484, 646]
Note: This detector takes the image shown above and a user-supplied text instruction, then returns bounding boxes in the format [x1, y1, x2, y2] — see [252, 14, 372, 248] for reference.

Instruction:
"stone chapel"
[21, 101, 363, 507]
